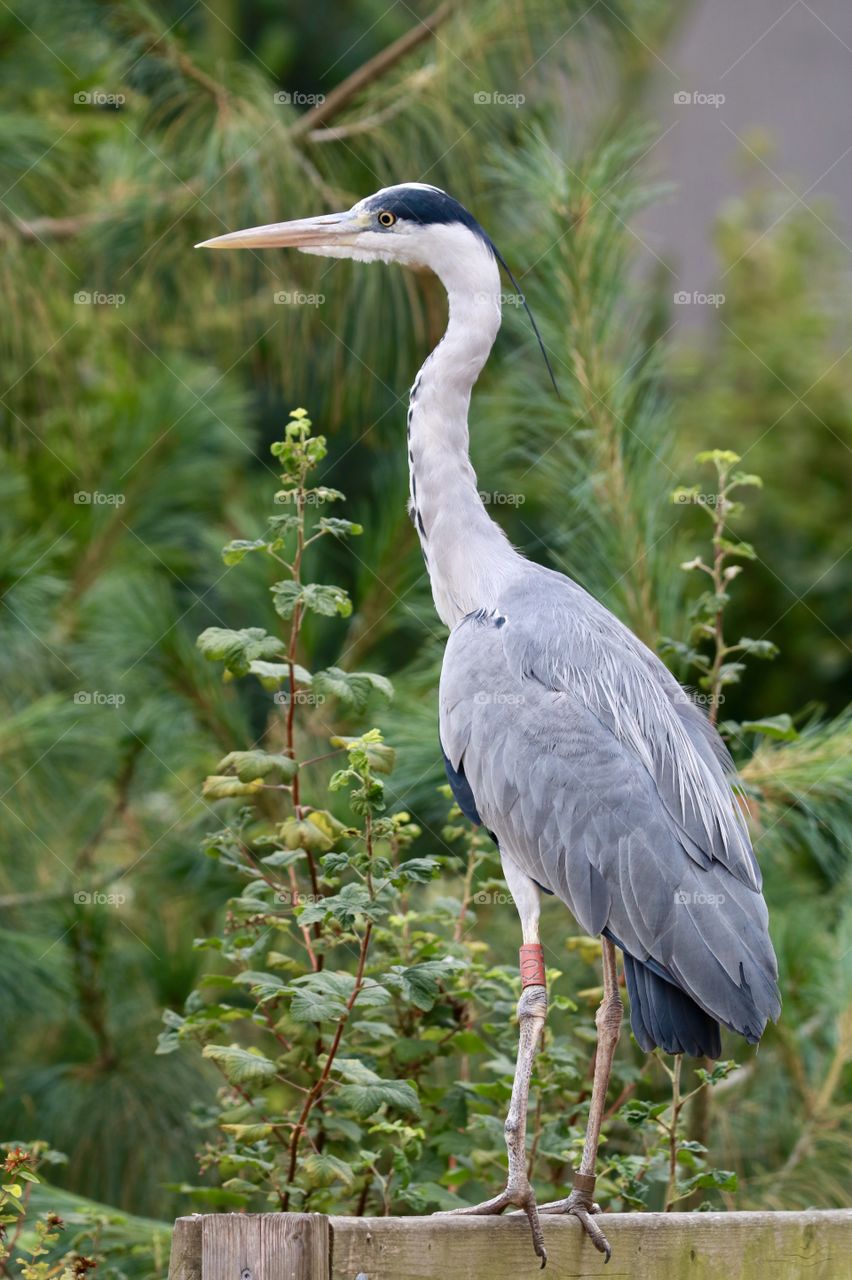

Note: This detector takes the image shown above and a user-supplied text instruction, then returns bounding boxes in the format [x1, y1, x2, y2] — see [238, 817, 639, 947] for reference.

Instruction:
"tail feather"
[622, 951, 722, 1059]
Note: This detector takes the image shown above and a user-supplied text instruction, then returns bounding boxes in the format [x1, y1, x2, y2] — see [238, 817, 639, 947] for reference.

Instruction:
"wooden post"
[169, 1209, 852, 1280]
[170, 1214, 329, 1280]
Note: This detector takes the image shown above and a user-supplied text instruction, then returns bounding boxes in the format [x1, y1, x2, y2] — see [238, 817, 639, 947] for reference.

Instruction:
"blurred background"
[1, 0, 851, 1258]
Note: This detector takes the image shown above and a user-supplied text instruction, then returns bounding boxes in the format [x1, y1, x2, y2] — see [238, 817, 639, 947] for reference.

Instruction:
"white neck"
[407, 229, 523, 627]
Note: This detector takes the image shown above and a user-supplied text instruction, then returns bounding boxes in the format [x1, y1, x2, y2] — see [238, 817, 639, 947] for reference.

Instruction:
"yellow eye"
[377, 210, 396, 227]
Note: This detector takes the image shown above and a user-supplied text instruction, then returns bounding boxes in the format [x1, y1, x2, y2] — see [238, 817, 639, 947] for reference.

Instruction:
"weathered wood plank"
[328, 1210, 852, 1280]
[169, 1216, 203, 1280]
[200, 1213, 330, 1280]
[169, 1210, 852, 1280]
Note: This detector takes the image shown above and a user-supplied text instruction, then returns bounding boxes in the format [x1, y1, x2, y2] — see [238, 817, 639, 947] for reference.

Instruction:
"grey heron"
[198, 183, 781, 1265]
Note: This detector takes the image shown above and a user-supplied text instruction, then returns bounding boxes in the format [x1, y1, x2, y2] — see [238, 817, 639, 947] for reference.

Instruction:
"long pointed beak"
[195, 212, 359, 251]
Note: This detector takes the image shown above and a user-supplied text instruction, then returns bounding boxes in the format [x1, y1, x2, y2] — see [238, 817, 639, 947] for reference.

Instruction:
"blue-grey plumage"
[199, 179, 782, 1263]
[440, 576, 780, 1057]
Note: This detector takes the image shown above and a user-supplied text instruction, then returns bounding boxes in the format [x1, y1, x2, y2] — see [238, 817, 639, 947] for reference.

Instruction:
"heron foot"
[434, 1180, 547, 1268]
[537, 1188, 611, 1262]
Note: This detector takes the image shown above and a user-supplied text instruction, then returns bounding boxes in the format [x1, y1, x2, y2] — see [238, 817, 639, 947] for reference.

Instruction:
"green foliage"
[662, 449, 780, 736]
[663, 447, 852, 1210]
[676, 174, 852, 717]
[1, 1142, 167, 1280]
[616, 1057, 739, 1210]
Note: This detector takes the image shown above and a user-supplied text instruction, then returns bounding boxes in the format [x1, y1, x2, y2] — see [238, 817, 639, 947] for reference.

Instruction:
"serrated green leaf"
[695, 448, 740, 467]
[279, 815, 334, 853]
[302, 1153, 356, 1187]
[298, 883, 383, 928]
[271, 581, 352, 619]
[202, 775, 265, 800]
[741, 714, 799, 741]
[222, 538, 269, 565]
[248, 660, 313, 689]
[310, 486, 345, 504]
[386, 960, 454, 1011]
[233, 971, 288, 1002]
[202, 1044, 278, 1084]
[317, 517, 363, 539]
[289, 971, 391, 1022]
[220, 1123, 275, 1141]
[217, 750, 298, 784]
[337, 1078, 420, 1119]
[198, 627, 286, 677]
[396, 856, 440, 884]
[352, 1020, 396, 1039]
[736, 637, 779, 661]
[731, 470, 763, 489]
[312, 667, 393, 711]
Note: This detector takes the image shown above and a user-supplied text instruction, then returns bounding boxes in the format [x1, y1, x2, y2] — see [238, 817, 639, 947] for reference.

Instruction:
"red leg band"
[519, 943, 546, 988]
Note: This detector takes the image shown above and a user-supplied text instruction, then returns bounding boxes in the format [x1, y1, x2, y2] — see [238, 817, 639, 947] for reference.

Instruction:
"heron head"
[197, 182, 558, 390]
[196, 183, 494, 280]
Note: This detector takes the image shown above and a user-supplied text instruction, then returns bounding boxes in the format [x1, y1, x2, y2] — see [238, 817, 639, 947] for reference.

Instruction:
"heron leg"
[438, 982, 548, 1265]
[538, 936, 622, 1262]
[435, 861, 548, 1267]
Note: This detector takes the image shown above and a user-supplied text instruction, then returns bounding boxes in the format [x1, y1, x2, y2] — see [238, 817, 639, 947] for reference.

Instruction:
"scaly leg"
[538, 936, 623, 1261]
[436, 862, 548, 1266]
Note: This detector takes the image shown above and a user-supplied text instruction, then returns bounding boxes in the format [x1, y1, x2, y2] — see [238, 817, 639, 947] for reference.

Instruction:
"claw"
[434, 1183, 547, 1267]
[568, 1203, 611, 1262]
[537, 1189, 612, 1262]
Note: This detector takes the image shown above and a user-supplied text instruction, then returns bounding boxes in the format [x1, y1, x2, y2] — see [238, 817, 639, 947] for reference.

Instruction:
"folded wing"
[439, 574, 780, 1045]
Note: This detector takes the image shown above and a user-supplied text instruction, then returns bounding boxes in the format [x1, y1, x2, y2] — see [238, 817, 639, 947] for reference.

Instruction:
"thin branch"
[306, 68, 436, 143]
[281, 921, 373, 1208]
[8, 213, 105, 242]
[664, 1054, 683, 1212]
[290, 1, 453, 138]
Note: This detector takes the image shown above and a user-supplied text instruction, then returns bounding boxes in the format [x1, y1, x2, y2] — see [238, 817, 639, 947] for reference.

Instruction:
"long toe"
[569, 1205, 611, 1262]
[535, 1192, 611, 1261]
[539, 1197, 602, 1214]
[522, 1196, 547, 1269]
[433, 1189, 514, 1217]
[434, 1185, 548, 1268]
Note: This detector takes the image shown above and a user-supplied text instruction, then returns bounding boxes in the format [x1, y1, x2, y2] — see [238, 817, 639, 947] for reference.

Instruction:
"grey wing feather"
[500, 572, 761, 889]
[440, 572, 780, 1042]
